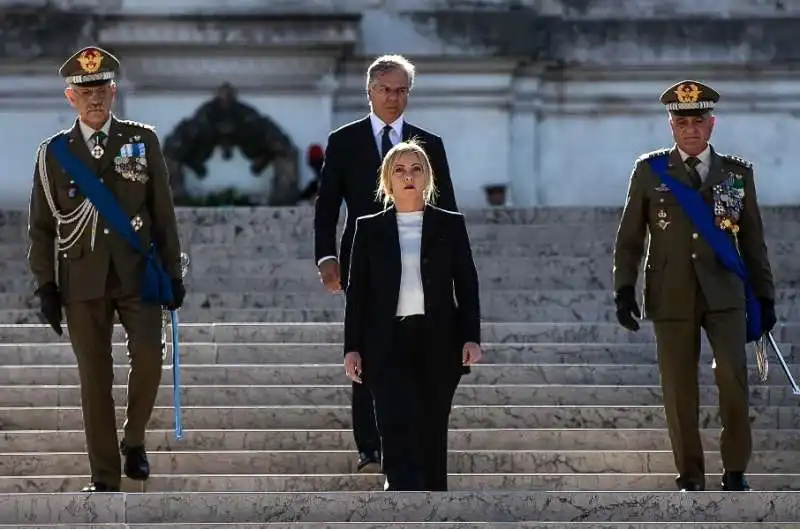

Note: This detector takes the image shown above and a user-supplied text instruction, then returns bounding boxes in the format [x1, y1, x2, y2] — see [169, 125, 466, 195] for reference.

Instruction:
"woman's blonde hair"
[375, 138, 438, 208]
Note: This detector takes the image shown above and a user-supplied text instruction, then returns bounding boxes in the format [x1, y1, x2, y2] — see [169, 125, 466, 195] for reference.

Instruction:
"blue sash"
[647, 155, 762, 342]
[48, 134, 174, 306]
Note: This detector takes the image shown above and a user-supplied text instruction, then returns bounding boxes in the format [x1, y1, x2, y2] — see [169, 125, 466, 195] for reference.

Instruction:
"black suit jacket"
[344, 204, 480, 377]
[313, 115, 458, 285]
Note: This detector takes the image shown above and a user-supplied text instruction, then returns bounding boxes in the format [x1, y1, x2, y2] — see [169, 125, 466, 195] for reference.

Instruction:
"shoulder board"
[637, 148, 670, 162]
[720, 154, 752, 169]
[37, 129, 69, 151]
[117, 119, 155, 132]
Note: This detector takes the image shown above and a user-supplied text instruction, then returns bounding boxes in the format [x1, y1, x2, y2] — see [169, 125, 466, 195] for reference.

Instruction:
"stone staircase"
[0, 206, 797, 527]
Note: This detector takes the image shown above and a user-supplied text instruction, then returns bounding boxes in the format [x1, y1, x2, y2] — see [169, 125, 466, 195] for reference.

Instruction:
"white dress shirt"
[395, 211, 425, 316]
[317, 112, 406, 267]
[369, 112, 404, 155]
[677, 144, 711, 181]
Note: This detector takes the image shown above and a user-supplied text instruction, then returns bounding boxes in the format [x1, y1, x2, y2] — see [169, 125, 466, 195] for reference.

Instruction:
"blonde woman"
[343, 139, 482, 491]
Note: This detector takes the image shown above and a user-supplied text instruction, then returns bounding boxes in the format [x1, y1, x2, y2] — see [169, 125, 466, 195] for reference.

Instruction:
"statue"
[162, 83, 300, 206]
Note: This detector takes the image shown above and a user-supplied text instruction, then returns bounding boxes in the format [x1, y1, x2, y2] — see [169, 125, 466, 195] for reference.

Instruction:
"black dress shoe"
[81, 482, 120, 492]
[356, 450, 381, 473]
[677, 476, 705, 491]
[722, 471, 750, 491]
[121, 441, 150, 481]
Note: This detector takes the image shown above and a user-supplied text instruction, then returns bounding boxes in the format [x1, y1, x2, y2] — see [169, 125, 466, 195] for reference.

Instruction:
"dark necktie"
[685, 156, 702, 189]
[381, 124, 393, 159]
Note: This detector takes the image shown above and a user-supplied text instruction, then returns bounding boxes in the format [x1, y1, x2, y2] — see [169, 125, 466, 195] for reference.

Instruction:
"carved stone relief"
[162, 83, 299, 206]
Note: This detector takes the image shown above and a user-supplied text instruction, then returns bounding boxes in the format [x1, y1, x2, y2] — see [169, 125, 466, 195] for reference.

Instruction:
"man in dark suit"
[313, 54, 458, 472]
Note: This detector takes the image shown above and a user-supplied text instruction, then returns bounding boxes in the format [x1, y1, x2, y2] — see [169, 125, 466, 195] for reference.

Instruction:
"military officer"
[612, 80, 776, 492]
[26, 46, 185, 492]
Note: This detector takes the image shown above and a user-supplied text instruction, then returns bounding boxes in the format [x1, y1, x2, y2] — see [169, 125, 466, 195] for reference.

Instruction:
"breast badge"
[656, 209, 670, 230]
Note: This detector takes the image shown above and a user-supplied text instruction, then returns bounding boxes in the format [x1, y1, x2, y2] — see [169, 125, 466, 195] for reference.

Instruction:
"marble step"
[1, 341, 795, 365]
[3, 525, 796, 529]
[3, 383, 799, 407]
[3, 525, 795, 529]
[5, 205, 800, 227]
[7, 237, 800, 260]
[8, 525, 796, 529]
[3, 491, 800, 524]
[1, 363, 796, 387]
[0, 404, 797, 430]
[7, 321, 800, 344]
[2, 471, 800, 494]
[9, 303, 800, 323]
[1, 428, 795, 453]
[8, 222, 800, 245]
[2, 449, 797, 476]
[8, 289, 800, 319]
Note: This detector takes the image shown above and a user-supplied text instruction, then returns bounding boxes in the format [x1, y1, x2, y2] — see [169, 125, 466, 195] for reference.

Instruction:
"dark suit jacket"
[313, 115, 458, 286]
[613, 146, 774, 320]
[344, 204, 480, 377]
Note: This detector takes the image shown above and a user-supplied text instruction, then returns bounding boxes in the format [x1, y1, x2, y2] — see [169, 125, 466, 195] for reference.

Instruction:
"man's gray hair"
[365, 54, 416, 91]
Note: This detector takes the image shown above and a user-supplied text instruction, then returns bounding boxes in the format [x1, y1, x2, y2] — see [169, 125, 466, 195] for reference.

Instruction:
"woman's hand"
[462, 341, 483, 366]
[344, 351, 363, 383]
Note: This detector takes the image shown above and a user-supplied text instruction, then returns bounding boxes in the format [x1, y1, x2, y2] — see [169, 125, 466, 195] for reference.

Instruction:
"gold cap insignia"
[674, 83, 702, 104]
[77, 49, 104, 74]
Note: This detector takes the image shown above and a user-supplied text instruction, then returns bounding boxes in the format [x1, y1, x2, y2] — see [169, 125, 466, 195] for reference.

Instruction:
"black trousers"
[368, 315, 461, 491]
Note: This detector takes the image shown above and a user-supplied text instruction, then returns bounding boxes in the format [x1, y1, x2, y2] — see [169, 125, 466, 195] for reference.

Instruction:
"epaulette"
[720, 154, 753, 169]
[637, 148, 670, 162]
[36, 129, 69, 155]
[117, 119, 156, 132]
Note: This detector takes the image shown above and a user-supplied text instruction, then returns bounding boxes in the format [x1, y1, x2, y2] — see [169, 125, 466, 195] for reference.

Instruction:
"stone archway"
[162, 83, 300, 206]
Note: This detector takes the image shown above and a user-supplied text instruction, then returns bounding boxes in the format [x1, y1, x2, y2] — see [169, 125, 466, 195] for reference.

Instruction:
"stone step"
[7, 237, 800, 260]
[1, 491, 799, 524]
[4, 204, 800, 227]
[0, 404, 796, 430]
[8, 222, 800, 245]
[9, 303, 800, 323]
[1, 472, 798, 494]
[1, 428, 796, 453]
[6, 290, 800, 322]
[1, 341, 794, 365]
[3, 383, 800, 407]
[2, 524, 795, 529]
[8, 525, 795, 529]
[0, 363, 796, 387]
[6, 321, 800, 343]
[2, 449, 796, 476]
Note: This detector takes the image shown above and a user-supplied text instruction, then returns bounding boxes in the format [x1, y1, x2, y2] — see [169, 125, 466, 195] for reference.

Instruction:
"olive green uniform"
[612, 81, 775, 489]
[26, 47, 182, 488]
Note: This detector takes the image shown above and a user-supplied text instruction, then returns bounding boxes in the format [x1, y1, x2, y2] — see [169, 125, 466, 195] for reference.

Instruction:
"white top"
[395, 211, 425, 316]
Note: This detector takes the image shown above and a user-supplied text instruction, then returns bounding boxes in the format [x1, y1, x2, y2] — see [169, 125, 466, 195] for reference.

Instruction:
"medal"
[91, 144, 104, 159]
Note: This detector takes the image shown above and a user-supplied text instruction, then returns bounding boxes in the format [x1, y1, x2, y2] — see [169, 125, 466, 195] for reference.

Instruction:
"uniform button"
[692, 233, 698, 239]
[103, 228, 110, 235]
[99, 178, 104, 183]
[61, 253, 67, 258]
[691, 253, 697, 259]
[659, 198, 665, 203]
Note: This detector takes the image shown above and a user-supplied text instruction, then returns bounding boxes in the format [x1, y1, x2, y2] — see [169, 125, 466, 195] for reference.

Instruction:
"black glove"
[614, 285, 641, 332]
[166, 278, 186, 310]
[759, 297, 776, 334]
[35, 282, 63, 336]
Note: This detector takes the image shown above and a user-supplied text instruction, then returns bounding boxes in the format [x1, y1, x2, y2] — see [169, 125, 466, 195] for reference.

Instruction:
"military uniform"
[26, 47, 185, 492]
[612, 80, 775, 492]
